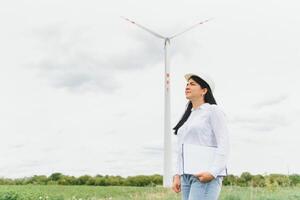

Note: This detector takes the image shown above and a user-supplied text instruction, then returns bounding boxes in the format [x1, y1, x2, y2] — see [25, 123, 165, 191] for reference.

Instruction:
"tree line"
[0, 172, 299, 187]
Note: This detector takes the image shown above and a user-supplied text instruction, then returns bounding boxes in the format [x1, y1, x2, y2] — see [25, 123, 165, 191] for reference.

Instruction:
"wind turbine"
[122, 16, 211, 187]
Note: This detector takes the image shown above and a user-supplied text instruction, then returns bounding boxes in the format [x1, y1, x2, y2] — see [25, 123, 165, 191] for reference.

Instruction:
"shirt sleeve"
[173, 102, 189, 176]
[207, 105, 230, 178]
[174, 142, 182, 175]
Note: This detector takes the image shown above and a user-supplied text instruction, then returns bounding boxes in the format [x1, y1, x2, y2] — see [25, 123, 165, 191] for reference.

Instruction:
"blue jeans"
[180, 174, 223, 200]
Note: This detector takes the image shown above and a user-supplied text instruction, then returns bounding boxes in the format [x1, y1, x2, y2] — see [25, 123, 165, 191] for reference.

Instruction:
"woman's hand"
[172, 175, 181, 193]
[193, 172, 214, 183]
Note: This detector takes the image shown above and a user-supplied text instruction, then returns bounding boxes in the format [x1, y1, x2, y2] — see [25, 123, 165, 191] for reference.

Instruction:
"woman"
[171, 72, 230, 200]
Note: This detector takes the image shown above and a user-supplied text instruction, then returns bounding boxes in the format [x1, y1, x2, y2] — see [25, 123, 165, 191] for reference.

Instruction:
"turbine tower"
[122, 17, 211, 187]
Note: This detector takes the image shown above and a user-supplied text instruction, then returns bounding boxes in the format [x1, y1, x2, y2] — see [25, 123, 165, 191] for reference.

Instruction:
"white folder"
[182, 143, 227, 176]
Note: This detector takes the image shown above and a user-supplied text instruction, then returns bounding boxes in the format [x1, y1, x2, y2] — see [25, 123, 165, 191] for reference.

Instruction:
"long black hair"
[172, 75, 217, 135]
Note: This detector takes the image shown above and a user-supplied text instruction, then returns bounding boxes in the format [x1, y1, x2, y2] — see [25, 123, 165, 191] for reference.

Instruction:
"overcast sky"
[0, 0, 300, 179]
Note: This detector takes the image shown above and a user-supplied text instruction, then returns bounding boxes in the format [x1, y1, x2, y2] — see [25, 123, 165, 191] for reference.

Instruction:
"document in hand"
[182, 143, 226, 176]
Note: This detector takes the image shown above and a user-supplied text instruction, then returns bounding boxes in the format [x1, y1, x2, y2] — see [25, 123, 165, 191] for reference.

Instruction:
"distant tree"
[223, 174, 238, 186]
[30, 175, 48, 185]
[77, 175, 92, 185]
[94, 177, 109, 186]
[289, 174, 300, 186]
[49, 172, 63, 182]
[237, 172, 252, 187]
[251, 174, 265, 187]
[125, 175, 155, 187]
[149, 174, 162, 185]
[266, 174, 290, 187]
[0, 178, 14, 185]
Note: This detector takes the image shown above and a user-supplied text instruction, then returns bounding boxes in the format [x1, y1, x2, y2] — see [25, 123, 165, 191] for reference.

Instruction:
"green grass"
[0, 185, 300, 200]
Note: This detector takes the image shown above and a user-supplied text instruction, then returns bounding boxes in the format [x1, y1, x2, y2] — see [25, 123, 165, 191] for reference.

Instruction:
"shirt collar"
[191, 102, 210, 111]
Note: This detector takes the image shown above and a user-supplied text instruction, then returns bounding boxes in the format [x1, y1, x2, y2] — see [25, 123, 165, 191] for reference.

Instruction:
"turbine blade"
[121, 16, 166, 39]
[169, 18, 213, 39]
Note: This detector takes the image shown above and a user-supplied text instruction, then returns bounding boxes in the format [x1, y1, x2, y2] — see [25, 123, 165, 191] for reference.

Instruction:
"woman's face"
[185, 78, 207, 100]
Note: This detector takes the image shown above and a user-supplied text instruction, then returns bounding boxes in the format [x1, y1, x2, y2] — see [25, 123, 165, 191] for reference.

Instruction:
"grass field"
[0, 185, 300, 200]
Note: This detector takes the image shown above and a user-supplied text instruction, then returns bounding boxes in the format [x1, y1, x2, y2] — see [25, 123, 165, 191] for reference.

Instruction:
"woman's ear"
[203, 88, 208, 95]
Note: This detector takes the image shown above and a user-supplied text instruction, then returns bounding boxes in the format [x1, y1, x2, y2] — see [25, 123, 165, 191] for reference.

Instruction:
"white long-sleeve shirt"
[174, 102, 230, 178]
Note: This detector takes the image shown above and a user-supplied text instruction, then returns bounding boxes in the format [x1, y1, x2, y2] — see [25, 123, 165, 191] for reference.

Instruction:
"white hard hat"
[184, 72, 215, 93]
